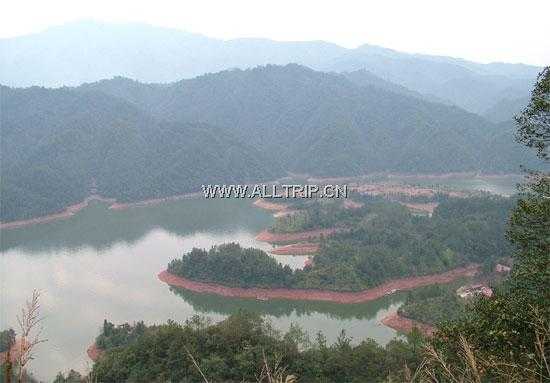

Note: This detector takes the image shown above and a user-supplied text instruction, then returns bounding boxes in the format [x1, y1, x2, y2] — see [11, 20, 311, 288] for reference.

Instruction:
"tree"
[515, 67, 550, 160]
[423, 67, 550, 382]
[509, 67, 550, 305]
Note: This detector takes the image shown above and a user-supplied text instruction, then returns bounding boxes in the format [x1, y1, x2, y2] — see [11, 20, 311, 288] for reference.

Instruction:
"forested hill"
[83, 64, 536, 174]
[0, 64, 537, 221]
[0, 86, 280, 221]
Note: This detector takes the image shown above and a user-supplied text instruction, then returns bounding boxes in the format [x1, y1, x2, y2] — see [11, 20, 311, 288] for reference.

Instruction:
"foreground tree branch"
[16, 290, 47, 383]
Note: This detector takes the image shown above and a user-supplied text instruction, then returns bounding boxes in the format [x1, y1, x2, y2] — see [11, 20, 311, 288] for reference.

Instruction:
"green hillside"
[1, 65, 537, 221]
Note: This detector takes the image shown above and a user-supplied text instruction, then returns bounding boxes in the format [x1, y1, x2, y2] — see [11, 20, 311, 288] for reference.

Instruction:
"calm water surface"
[1, 199, 400, 381]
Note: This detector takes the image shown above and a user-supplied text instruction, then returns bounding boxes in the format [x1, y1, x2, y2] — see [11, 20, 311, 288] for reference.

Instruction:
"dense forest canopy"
[0, 85, 280, 221]
[168, 244, 294, 288]
[1, 64, 540, 222]
[88, 311, 423, 383]
[84, 65, 538, 175]
[397, 284, 467, 326]
[168, 196, 515, 291]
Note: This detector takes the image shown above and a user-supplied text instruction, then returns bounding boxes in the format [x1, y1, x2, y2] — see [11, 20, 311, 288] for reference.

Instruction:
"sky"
[2, 0, 549, 66]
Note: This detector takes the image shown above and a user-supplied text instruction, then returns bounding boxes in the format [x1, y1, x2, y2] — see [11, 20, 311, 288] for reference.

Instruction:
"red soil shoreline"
[108, 192, 203, 210]
[87, 342, 103, 362]
[388, 172, 522, 180]
[253, 198, 289, 212]
[308, 172, 521, 184]
[353, 183, 466, 199]
[2, 173, 518, 230]
[0, 195, 116, 230]
[0, 192, 203, 230]
[256, 228, 339, 244]
[270, 243, 320, 255]
[381, 312, 434, 336]
[253, 199, 301, 219]
[400, 202, 439, 215]
[158, 264, 480, 304]
[343, 200, 364, 209]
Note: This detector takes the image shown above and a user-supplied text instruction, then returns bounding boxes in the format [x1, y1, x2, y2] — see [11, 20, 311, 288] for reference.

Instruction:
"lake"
[0, 174, 522, 380]
[0, 198, 401, 381]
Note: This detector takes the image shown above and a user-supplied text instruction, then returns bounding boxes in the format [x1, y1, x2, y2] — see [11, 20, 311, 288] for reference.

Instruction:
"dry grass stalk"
[16, 290, 47, 383]
[256, 350, 296, 383]
[418, 306, 549, 383]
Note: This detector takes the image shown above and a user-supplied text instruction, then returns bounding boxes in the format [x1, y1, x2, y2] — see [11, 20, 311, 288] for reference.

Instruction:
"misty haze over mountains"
[0, 21, 542, 117]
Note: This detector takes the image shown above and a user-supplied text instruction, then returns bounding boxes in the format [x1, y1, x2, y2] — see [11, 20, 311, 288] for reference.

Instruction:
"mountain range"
[1, 21, 542, 117]
[1, 63, 540, 221]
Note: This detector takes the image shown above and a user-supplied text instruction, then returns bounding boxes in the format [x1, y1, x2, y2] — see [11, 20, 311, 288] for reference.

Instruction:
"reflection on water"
[171, 286, 404, 320]
[1, 199, 273, 252]
[1, 198, 398, 381]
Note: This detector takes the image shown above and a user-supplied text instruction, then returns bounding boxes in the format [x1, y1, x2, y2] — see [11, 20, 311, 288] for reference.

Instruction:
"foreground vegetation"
[87, 311, 423, 382]
[422, 66, 549, 382]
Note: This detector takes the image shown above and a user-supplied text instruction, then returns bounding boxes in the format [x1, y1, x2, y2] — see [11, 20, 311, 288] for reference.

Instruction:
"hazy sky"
[2, 0, 549, 66]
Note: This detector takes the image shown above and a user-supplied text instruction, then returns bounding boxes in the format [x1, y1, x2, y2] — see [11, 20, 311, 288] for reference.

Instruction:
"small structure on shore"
[495, 263, 511, 273]
[256, 295, 269, 301]
[456, 284, 493, 299]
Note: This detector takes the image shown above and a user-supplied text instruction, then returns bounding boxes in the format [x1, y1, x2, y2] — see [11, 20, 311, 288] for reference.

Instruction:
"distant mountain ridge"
[1, 64, 539, 221]
[482, 96, 530, 123]
[1, 21, 542, 115]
